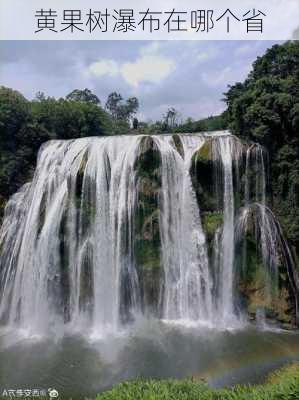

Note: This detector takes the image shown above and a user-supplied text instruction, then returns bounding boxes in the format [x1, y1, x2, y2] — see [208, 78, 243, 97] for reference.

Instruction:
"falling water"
[157, 135, 213, 322]
[211, 136, 244, 324]
[0, 132, 296, 335]
[0, 134, 218, 335]
[235, 202, 298, 318]
[0, 137, 145, 335]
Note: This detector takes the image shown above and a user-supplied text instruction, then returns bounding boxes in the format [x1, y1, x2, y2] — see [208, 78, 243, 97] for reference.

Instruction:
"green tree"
[105, 92, 123, 119]
[66, 88, 101, 105]
[105, 92, 139, 122]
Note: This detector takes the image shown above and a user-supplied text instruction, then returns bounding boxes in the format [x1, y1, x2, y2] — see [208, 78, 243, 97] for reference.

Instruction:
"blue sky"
[0, 40, 280, 121]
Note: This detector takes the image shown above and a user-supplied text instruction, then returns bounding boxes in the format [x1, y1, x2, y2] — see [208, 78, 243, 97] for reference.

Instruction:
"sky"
[0, 40, 281, 122]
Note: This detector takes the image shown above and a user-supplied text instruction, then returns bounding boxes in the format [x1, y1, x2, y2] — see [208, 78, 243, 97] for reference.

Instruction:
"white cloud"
[87, 60, 119, 77]
[121, 55, 175, 87]
[86, 53, 175, 88]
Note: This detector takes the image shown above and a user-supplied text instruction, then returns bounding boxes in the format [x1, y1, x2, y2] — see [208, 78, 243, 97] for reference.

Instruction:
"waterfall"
[235, 203, 298, 321]
[156, 135, 213, 322]
[0, 132, 297, 335]
[244, 143, 266, 206]
[0, 137, 145, 335]
[241, 143, 270, 310]
[211, 136, 244, 324]
[0, 134, 215, 334]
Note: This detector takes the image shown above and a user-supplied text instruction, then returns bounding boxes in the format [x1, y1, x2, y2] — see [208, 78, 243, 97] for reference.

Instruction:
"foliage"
[163, 107, 180, 130]
[134, 113, 228, 135]
[96, 362, 299, 400]
[0, 87, 112, 217]
[223, 41, 299, 258]
[105, 92, 139, 122]
[66, 88, 101, 105]
[202, 213, 223, 242]
[174, 112, 228, 133]
[31, 95, 111, 139]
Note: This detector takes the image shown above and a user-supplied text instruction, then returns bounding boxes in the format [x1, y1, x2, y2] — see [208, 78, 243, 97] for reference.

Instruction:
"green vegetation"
[96, 362, 299, 400]
[202, 213, 223, 243]
[134, 137, 162, 311]
[190, 140, 219, 213]
[135, 112, 228, 135]
[234, 208, 294, 325]
[174, 113, 228, 133]
[0, 87, 138, 218]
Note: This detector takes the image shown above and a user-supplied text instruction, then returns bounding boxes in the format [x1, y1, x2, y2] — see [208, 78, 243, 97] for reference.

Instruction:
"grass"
[96, 362, 299, 400]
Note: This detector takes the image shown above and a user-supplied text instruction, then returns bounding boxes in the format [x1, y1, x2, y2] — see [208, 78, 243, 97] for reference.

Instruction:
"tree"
[133, 118, 139, 129]
[105, 92, 123, 119]
[105, 92, 139, 122]
[125, 97, 139, 121]
[163, 107, 179, 130]
[224, 41, 299, 150]
[0, 86, 31, 151]
[66, 88, 101, 105]
[0, 87, 51, 203]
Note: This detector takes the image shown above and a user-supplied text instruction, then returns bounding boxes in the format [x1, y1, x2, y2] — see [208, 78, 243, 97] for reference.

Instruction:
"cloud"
[121, 55, 175, 87]
[86, 52, 175, 88]
[87, 59, 119, 77]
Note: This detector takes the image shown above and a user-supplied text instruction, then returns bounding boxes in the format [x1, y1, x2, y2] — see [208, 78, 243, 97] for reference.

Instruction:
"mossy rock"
[79, 240, 94, 315]
[235, 222, 295, 325]
[190, 140, 218, 212]
[193, 140, 213, 163]
[36, 191, 48, 237]
[172, 134, 184, 158]
[75, 150, 89, 198]
[58, 208, 71, 322]
[133, 137, 163, 312]
[135, 211, 161, 269]
[202, 212, 223, 245]
[134, 136, 161, 180]
[0, 195, 6, 223]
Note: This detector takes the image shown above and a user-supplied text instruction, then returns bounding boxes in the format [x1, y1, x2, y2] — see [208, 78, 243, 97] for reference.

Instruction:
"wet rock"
[133, 136, 163, 314]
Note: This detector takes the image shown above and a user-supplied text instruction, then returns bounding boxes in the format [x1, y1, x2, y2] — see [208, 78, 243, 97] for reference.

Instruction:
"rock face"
[190, 139, 218, 213]
[234, 207, 294, 325]
[134, 137, 163, 314]
[171, 134, 184, 158]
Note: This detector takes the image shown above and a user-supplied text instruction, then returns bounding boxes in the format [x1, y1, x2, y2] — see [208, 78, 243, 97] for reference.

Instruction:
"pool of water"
[0, 320, 299, 399]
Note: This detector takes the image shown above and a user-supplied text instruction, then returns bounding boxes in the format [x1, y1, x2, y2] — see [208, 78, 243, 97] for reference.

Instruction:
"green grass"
[96, 363, 299, 400]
